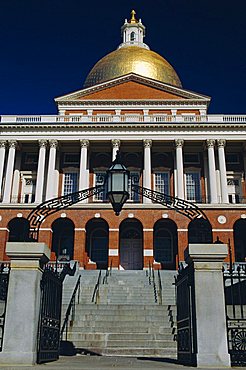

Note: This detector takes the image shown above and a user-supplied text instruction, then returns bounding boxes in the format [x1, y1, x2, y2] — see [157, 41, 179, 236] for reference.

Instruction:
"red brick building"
[0, 12, 246, 269]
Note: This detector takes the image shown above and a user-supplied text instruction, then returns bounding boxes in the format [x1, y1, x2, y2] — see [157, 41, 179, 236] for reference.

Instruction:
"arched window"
[234, 219, 246, 262]
[154, 219, 177, 270]
[86, 219, 109, 269]
[52, 218, 75, 261]
[8, 217, 29, 242]
[130, 32, 136, 41]
[188, 218, 212, 244]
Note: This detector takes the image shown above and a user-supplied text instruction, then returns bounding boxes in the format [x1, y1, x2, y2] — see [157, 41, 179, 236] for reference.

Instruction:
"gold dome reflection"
[84, 46, 182, 88]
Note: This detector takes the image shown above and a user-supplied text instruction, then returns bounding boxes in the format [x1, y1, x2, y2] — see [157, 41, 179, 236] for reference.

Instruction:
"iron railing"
[0, 263, 10, 352]
[91, 270, 102, 304]
[157, 269, 163, 305]
[60, 275, 81, 342]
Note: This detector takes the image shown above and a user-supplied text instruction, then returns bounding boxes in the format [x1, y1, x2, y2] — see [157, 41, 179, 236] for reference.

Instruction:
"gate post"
[187, 243, 231, 368]
[0, 242, 50, 365]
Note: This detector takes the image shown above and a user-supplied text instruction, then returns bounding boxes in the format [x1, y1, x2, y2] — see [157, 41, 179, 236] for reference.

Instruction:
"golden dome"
[84, 46, 182, 88]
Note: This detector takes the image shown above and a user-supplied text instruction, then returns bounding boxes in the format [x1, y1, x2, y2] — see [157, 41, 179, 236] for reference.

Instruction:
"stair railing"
[60, 275, 81, 342]
[157, 269, 163, 305]
[151, 265, 158, 303]
[148, 261, 152, 285]
[91, 270, 102, 304]
[103, 260, 113, 284]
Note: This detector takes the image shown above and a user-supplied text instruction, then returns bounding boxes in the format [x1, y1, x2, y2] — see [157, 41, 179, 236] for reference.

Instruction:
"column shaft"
[35, 140, 47, 203]
[175, 139, 184, 199]
[143, 139, 152, 203]
[217, 140, 229, 203]
[0, 141, 7, 199]
[2, 141, 17, 203]
[207, 139, 218, 203]
[46, 140, 58, 200]
[79, 140, 89, 203]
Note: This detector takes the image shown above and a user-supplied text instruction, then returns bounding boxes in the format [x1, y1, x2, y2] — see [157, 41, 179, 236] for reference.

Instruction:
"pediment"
[55, 73, 210, 103]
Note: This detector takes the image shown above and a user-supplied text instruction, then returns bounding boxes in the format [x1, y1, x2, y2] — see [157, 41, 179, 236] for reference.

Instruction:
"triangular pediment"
[55, 73, 210, 103]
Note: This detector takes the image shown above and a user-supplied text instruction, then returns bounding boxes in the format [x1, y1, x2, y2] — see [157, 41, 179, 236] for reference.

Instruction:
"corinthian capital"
[38, 139, 48, 148]
[175, 139, 184, 148]
[8, 140, 18, 149]
[143, 139, 152, 148]
[80, 139, 89, 148]
[111, 139, 120, 148]
[217, 139, 226, 148]
[49, 139, 58, 148]
[206, 139, 215, 148]
[0, 140, 7, 148]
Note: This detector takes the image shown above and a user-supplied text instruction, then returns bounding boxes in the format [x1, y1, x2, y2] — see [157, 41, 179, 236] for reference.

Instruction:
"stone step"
[68, 315, 171, 323]
[70, 322, 174, 331]
[64, 332, 175, 341]
[82, 347, 177, 358]
[68, 338, 175, 349]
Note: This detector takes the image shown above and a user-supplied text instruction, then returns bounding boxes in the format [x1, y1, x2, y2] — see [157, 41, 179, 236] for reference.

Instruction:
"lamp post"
[106, 152, 129, 216]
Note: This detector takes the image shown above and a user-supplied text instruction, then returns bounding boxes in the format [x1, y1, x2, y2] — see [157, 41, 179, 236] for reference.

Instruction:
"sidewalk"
[0, 355, 245, 370]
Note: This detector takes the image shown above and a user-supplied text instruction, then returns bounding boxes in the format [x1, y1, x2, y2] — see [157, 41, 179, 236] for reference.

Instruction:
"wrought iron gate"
[223, 264, 246, 366]
[37, 267, 62, 364]
[0, 263, 10, 351]
[175, 263, 197, 366]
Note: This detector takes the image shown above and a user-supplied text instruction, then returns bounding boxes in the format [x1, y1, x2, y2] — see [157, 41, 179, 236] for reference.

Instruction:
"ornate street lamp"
[106, 152, 129, 216]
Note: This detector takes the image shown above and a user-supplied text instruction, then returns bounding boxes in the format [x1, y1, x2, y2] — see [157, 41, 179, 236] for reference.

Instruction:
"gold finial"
[130, 9, 137, 23]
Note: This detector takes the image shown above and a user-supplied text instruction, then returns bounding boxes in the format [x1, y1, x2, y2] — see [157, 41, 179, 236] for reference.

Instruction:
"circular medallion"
[217, 215, 226, 224]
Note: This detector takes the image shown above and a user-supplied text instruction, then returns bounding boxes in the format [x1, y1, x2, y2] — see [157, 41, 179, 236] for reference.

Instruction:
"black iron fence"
[175, 263, 197, 366]
[0, 263, 10, 352]
[37, 267, 63, 364]
[223, 263, 246, 366]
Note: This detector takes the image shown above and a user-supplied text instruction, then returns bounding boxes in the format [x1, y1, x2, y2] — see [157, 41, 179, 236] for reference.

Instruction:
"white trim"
[109, 249, 118, 256]
[109, 228, 119, 231]
[177, 229, 188, 232]
[212, 229, 233, 232]
[143, 228, 153, 232]
[39, 228, 53, 232]
[75, 228, 86, 231]
[144, 250, 153, 256]
[0, 227, 8, 231]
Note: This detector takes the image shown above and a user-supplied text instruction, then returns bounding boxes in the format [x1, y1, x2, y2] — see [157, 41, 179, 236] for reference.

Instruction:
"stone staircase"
[61, 269, 177, 358]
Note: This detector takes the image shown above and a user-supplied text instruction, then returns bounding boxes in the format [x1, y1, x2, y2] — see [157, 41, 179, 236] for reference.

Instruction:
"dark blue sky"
[0, 0, 245, 115]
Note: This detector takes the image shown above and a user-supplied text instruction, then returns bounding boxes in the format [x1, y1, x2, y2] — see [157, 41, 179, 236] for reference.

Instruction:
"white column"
[11, 151, 21, 203]
[217, 139, 229, 204]
[0, 141, 7, 200]
[206, 139, 218, 203]
[143, 139, 152, 203]
[2, 140, 18, 203]
[35, 140, 47, 203]
[175, 139, 184, 199]
[45, 140, 58, 200]
[79, 139, 89, 203]
[112, 139, 120, 161]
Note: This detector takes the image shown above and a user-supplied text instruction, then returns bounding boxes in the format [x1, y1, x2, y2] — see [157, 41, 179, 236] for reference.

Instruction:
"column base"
[0, 351, 37, 365]
[197, 353, 231, 368]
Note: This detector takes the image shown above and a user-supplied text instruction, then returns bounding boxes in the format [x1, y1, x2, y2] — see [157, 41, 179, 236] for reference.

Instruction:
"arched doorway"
[188, 218, 212, 244]
[120, 219, 143, 270]
[8, 217, 29, 242]
[234, 219, 246, 262]
[86, 218, 109, 269]
[52, 218, 75, 261]
[153, 219, 177, 270]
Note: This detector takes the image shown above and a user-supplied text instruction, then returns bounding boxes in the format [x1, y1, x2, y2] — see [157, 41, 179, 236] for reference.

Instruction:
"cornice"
[57, 99, 210, 107]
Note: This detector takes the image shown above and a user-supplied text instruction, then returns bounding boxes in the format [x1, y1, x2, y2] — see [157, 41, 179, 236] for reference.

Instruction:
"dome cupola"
[84, 11, 182, 88]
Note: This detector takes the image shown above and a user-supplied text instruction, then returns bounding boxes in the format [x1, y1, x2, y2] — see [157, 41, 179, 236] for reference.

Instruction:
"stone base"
[0, 351, 37, 365]
[197, 353, 231, 368]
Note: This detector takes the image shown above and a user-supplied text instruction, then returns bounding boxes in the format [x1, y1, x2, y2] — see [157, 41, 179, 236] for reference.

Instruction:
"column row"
[0, 138, 233, 204]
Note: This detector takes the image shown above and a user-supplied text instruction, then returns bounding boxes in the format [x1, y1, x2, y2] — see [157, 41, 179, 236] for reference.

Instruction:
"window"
[184, 153, 200, 164]
[128, 172, 140, 202]
[226, 153, 240, 164]
[94, 172, 107, 201]
[130, 31, 135, 41]
[185, 172, 201, 202]
[63, 153, 80, 166]
[154, 172, 169, 195]
[24, 153, 38, 165]
[63, 172, 78, 195]
[20, 173, 36, 203]
[227, 176, 242, 203]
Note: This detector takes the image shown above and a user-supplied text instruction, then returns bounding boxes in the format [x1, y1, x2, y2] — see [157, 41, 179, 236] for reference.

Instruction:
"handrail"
[157, 269, 163, 305]
[91, 270, 101, 304]
[148, 261, 152, 285]
[103, 260, 113, 284]
[60, 275, 81, 342]
[152, 266, 158, 303]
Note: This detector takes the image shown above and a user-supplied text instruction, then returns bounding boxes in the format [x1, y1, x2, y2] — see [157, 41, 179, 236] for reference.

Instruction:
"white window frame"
[128, 171, 140, 202]
[154, 171, 170, 195]
[20, 171, 36, 204]
[62, 167, 79, 196]
[93, 171, 107, 202]
[184, 169, 201, 202]
[227, 172, 243, 204]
